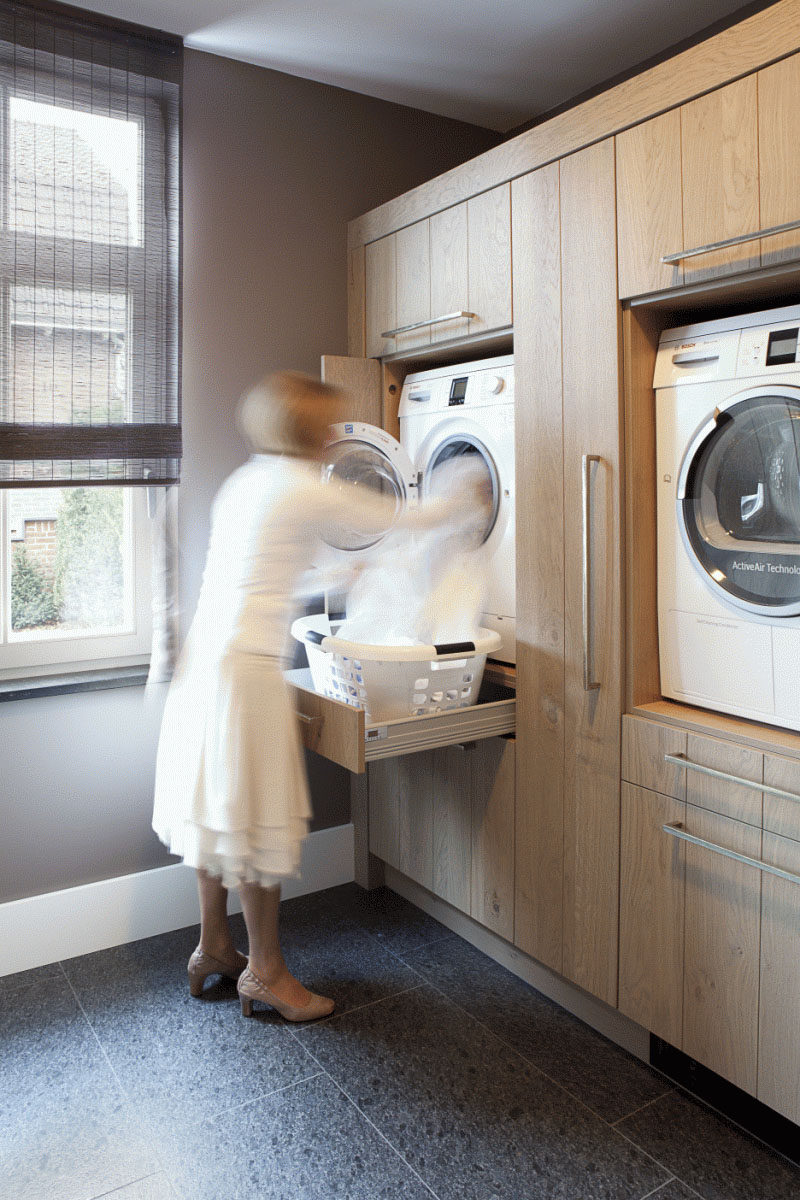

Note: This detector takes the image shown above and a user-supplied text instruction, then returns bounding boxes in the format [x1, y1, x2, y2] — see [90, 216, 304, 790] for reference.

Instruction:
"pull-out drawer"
[285, 667, 515, 774]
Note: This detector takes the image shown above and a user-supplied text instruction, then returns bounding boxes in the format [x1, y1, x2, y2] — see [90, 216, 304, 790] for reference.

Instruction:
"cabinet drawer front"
[619, 783, 685, 1046]
[681, 804, 761, 1095]
[759, 831, 800, 1124]
[763, 752, 800, 842]
[622, 715, 686, 797]
[683, 733, 763, 826]
[285, 674, 365, 774]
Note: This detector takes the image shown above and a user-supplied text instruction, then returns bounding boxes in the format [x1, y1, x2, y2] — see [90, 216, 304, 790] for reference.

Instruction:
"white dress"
[152, 453, 363, 889]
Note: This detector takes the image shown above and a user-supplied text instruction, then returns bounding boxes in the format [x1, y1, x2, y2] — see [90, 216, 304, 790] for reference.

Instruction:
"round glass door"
[321, 438, 408, 551]
[422, 435, 500, 545]
[679, 391, 800, 613]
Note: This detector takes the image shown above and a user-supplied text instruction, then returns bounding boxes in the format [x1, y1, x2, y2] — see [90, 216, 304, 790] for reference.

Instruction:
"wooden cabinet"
[620, 714, 800, 1115]
[616, 54, 800, 297]
[364, 185, 512, 358]
[368, 737, 515, 935]
[511, 139, 622, 1005]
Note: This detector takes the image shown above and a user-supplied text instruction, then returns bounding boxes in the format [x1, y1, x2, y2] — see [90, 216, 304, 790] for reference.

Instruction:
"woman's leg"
[239, 881, 330, 1009]
[196, 868, 242, 962]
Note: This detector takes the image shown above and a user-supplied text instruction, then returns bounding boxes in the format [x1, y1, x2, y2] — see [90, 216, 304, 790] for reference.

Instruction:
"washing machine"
[655, 303, 800, 730]
[321, 354, 515, 663]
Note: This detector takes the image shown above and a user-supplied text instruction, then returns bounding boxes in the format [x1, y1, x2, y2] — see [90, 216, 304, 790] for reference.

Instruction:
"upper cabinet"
[616, 54, 800, 297]
[364, 184, 512, 358]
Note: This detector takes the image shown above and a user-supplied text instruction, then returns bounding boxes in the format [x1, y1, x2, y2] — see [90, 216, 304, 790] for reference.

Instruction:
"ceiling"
[72, 0, 761, 132]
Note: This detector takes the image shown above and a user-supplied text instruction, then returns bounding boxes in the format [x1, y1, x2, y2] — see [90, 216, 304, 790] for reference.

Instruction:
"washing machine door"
[418, 429, 501, 547]
[321, 422, 416, 552]
[678, 384, 800, 615]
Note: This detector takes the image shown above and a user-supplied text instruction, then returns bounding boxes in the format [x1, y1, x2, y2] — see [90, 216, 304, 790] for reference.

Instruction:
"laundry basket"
[292, 613, 501, 722]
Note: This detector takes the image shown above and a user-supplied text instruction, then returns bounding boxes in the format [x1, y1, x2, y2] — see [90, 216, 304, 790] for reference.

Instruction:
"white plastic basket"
[292, 613, 501, 722]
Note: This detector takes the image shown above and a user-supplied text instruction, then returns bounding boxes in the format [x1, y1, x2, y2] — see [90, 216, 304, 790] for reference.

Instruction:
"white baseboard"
[0, 823, 355, 978]
[384, 865, 650, 1063]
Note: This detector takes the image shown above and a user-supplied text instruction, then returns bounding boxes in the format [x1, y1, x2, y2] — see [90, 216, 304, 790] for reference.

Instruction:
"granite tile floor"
[4, 883, 799, 1200]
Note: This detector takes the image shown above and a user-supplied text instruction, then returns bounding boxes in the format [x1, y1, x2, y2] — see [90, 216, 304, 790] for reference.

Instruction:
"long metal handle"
[665, 753, 800, 804]
[663, 822, 800, 887]
[661, 217, 800, 264]
[381, 310, 475, 338]
[582, 454, 601, 691]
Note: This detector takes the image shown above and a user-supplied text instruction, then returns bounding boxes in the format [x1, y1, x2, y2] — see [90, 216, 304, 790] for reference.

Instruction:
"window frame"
[0, 67, 166, 680]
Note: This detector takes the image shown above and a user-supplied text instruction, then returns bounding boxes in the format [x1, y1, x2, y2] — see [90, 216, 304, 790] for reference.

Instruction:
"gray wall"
[0, 50, 498, 904]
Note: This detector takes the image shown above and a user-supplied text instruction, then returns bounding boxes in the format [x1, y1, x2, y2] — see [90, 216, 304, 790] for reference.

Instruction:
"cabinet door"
[430, 204, 470, 344]
[758, 53, 800, 268]
[471, 736, 515, 941]
[467, 184, 512, 336]
[511, 162, 565, 972]
[615, 109, 683, 298]
[561, 138, 622, 1007]
[394, 219, 431, 353]
[759, 831, 800, 1123]
[680, 76, 760, 284]
[320, 355, 382, 427]
[682, 805, 761, 1094]
[431, 744, 472, 913]
[619, 783, 685, 1046]
[368, 753, 434, 889]
[365, 234, 396, 359]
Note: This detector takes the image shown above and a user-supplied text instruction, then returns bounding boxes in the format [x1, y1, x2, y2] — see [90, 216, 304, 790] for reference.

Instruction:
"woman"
[153, 370, 483, 1022]
[152, 372, 355, 1021]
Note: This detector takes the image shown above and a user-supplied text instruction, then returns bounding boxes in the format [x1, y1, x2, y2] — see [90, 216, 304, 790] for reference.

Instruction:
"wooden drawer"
[681, 733, 763, 826]
[619, 782, 685, 1046]
[621, 715, 686, 797]
[678, 804, 761, 1095]
[762, 751, 800, 843]
[286, 668, 516, 774]
[759, 830, 800, 1123]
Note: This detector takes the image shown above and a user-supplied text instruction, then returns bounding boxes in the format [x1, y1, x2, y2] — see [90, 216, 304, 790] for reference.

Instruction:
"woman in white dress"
[153, 370, 485, 1022]
[153, 372, 359, 1021]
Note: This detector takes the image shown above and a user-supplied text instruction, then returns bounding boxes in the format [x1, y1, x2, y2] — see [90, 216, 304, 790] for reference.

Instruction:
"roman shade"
[0, 0, 181, 486]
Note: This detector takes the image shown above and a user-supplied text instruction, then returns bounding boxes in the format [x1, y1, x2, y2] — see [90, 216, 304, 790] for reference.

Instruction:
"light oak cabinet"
[364, 185, 512, 358]
[511, 139, 623, 1006]
[620, 715, 800, 1119]
[368, 737, 515, 938]
[616, 54, 800, 297]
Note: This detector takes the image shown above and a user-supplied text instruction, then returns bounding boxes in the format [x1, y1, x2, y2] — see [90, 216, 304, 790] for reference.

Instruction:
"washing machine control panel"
[398, 354, 514, 417]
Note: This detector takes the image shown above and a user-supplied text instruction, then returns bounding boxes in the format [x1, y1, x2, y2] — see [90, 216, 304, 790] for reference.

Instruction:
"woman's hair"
[237, 370, 344, 455]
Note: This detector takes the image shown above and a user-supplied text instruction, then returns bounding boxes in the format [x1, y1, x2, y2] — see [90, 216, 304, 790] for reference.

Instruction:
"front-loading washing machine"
[320, 354, 515, 663]
[655, 303, 800, 730]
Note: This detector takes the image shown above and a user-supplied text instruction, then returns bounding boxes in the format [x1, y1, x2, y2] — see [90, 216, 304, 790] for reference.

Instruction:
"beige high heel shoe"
[187, 947, 247, 997]
[237, 965, 335, 1022]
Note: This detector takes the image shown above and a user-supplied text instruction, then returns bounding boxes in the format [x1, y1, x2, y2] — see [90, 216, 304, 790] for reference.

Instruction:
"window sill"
[0, 665, 150, 702]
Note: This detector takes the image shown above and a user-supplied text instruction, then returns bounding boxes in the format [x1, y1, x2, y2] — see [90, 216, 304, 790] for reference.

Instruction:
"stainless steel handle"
[582, 454, 601, 691]
[664, 753, 800, 804]
[295, 712, 316, 725]
[663, 822, 800, 887]
[381, 311, 475, 338]
[661, 217, 800, 265]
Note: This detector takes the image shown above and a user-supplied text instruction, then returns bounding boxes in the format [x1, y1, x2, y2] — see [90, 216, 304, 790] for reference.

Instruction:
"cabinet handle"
[661, 217, 800, 265]
[664, 753, 800, 804]
[295, 712, 317, 725]
[582, 453, 602, 691]
[662, 822, 800, 887]
[380, 311, 475, 338]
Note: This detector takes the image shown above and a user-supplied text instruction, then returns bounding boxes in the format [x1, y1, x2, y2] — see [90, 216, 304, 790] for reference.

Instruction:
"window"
[0, 4, 181, 680]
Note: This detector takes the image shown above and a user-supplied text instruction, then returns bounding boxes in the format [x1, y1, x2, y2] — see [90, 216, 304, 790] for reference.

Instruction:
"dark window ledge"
[0, 665, 150, 702]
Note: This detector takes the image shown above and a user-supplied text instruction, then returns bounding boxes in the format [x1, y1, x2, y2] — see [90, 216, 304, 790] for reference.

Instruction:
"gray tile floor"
[3, 883, 799, 1200]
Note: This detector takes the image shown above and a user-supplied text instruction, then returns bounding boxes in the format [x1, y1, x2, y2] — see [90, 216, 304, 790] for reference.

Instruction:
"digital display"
[448, 377, 468, 405]
[766, 327, 799, 366]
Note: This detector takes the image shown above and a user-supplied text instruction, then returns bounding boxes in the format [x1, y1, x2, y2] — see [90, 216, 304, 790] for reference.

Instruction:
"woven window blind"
[0, 0, 181, 486]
